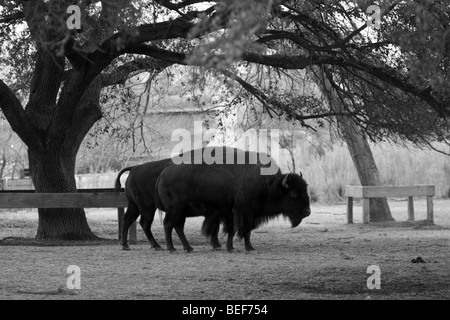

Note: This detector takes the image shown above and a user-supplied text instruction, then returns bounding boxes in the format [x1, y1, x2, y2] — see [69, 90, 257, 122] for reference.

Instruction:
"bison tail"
[114, 167, 133, 191]
[201, 219, 220, 238]
[154, 175, 164, 211]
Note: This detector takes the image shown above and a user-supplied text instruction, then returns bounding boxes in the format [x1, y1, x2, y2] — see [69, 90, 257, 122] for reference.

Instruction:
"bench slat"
[345, 185, 435, 198]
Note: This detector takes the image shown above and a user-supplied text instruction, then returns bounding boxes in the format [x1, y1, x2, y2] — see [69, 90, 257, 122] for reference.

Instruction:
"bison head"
[279, 173, 311, 227]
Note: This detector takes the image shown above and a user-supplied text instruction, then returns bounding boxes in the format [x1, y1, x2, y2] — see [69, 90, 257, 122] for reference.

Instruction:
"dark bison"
[155, 147, 311, 252]
[115, 158, 171, 250]
[115, 149, 228, 251]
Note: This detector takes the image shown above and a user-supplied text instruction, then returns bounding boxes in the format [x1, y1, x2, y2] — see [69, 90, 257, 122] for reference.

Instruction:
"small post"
[347, 196, 354, 224]
[129, 221, 137, 244]
[407, 196, 414, 221]
[426, 196, 434, 223]
[117, 207, 124, 241]
[363, 198, 370, 224]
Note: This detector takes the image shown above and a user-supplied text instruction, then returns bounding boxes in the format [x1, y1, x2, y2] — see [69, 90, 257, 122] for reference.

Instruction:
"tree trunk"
[306, 66, 394, 222]
[0, 150, 6, 179]
[25, 74, 103, 241]
[338, 117, 394, 222]
[25, 68, 104, 240]
[28, 148, 99, 240]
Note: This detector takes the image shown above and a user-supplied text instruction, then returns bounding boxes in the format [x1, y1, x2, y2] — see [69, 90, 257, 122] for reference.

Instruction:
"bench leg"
[427, 196, 434, 223]
[118, 207, 124, 241]
[363, 198, 370, 224]
[347, 197, 353, 224]
[407, 196, 414, 221]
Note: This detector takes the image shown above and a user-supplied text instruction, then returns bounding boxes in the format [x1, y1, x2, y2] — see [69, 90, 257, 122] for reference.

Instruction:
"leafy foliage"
[0, 0, 449, 158]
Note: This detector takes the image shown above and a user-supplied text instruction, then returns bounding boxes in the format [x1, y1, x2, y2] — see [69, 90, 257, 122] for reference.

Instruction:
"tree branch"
[26, 48, 65, 131]
[61, 35, 89, 71]
[154, 0, 209, 11]
[126, 44, 338, 70]
[87, 15, 197, 70]
[125, 45, 188, 64]
[0, 11, 24, 24]
[0, 80, 43, 151]
[219, 69, 351, 127]
[100, 57, 174, 87]
[125, 41, 450, 119]
[339, 59, 450, 117]
[256, 30, 321, 51]
[340, 0, 402, 46]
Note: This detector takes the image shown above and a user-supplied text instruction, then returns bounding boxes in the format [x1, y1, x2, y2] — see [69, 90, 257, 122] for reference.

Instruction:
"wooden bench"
[0, 188, 137, 243]
[344, 185, 435, 224]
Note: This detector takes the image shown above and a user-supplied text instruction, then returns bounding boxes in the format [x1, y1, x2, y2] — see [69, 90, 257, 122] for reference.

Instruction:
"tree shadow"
[0, 236, 118, 246]
[354, 220, 448, 230]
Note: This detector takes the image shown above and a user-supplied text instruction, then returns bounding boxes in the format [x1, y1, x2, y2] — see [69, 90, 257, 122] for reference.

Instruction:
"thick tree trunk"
[29, 149, 99, 240]
[26, 76, 103, 240]
[338, 117, 394, 222]
[306, 66, 394, 222]
[24, 69, 104, 240]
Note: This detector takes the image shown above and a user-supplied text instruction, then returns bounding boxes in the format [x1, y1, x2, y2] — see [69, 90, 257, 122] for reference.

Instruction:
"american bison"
[155, 147, 311, 252]
[115, 159, 171, 250]
[114, 149, 227, 251]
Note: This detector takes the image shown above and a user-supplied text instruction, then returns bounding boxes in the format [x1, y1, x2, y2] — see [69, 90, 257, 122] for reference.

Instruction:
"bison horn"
[282, 174, 289, 189]
[299, 171, 303, 178]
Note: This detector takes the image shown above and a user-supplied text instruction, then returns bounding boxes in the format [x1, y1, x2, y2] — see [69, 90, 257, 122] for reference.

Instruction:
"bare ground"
[0, 198, 449, 300]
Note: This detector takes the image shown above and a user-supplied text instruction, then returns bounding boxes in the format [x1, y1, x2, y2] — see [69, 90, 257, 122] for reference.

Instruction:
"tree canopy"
[1, 0, 449, 154]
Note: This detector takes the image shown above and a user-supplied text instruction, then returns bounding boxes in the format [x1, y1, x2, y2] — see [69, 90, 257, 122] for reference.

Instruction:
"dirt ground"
[0, 198, 449, 300]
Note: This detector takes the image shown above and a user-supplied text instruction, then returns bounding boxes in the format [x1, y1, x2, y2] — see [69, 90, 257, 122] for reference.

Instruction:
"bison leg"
[163, 215, 177, 253]
[232, 207, 255, 252]
[222, 216, 235, 252]
[174, 217, 194, 253]
[121, 201, 140, 250]
[243, 231, 255, 252]
[210, 223, 222, 250]
[202, 216, 222, 250]
[225, 231, 236, 252]
[138, 206, 162, 250]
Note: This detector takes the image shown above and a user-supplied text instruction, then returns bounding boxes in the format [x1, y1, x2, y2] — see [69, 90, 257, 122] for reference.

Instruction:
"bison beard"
[155, 147, 311, 252]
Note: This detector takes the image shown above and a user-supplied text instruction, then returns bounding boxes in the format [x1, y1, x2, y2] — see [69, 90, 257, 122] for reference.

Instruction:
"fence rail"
[0, 188, 136, 243]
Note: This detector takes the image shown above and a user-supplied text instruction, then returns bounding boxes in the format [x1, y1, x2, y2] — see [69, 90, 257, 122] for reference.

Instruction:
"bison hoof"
[168, 247, 177, 253]
[245, 246, 256, 252]
[227, 247, 235, 253]
[185, 247, 194, 253]
[154, 246, 164, 251]
[122, 245, 131, 251]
